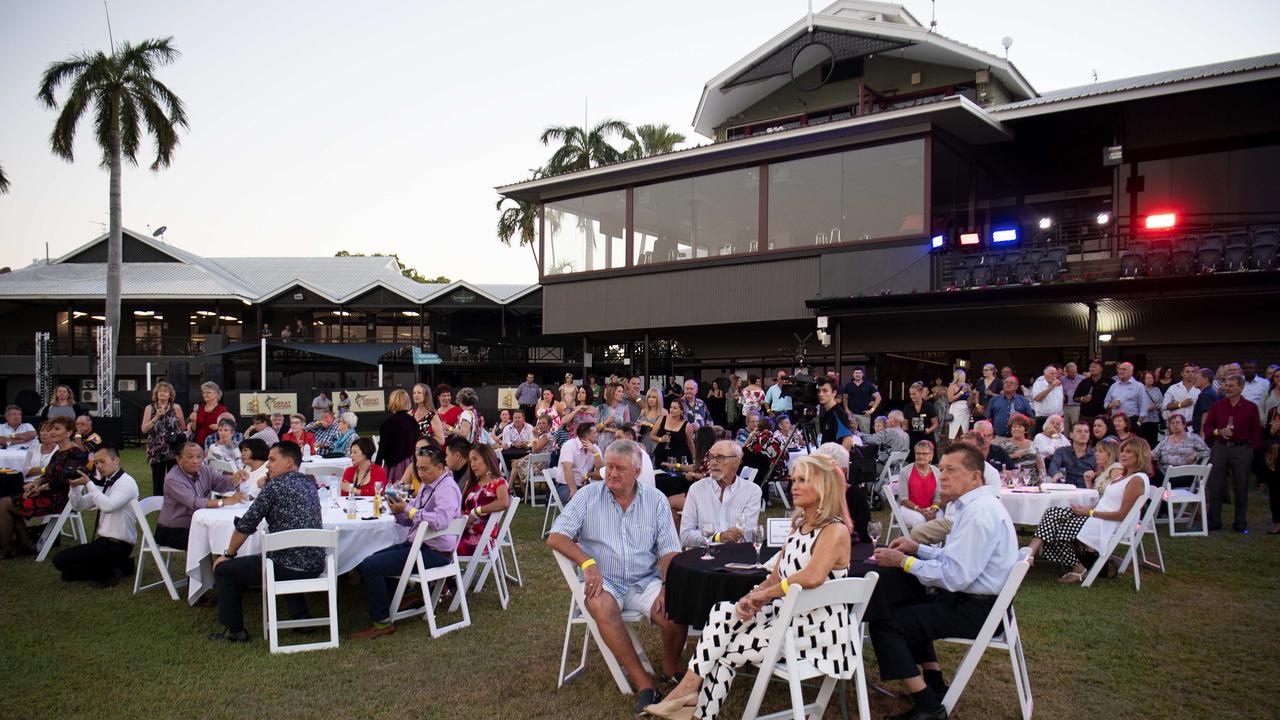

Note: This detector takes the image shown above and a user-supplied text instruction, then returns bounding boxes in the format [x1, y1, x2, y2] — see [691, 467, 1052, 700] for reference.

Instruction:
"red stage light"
[959, 232, 981, 245]
[1145, 212, 1177, 230]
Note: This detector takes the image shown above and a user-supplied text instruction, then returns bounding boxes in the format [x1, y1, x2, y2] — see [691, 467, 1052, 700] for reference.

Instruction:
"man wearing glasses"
[677, 440, 762, 548]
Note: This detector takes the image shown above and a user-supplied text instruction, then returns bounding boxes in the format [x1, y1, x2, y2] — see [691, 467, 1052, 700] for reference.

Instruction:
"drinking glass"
[374, 481, 384, 497]
[700, 523, 715, 560]
[752, 523, 765, 567]
[867, 521, 883, 547]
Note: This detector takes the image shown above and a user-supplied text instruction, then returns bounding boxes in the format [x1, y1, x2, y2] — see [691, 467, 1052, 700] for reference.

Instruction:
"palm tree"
[37, 37, 188, 369]
[496, 167, 545, 271]
[622, 123, 686, 160]
[539, 118, 629, 174]
[0, 163, 8, 193]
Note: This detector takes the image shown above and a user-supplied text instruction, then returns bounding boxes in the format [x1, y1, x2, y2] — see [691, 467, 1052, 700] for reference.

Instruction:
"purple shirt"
[159, 463, 238, 529]
[395, 469, 462, 553]
[1061, 373, 1084, 408]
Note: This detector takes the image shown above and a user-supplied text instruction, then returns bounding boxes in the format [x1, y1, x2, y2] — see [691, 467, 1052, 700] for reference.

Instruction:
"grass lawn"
[2, 446, 1277, 719]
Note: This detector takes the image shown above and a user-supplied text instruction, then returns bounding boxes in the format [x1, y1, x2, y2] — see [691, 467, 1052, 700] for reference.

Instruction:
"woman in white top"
[232, 437, 271, 497]
[945, 367, 971, 441]
[205, 419, 243, 470]
[1028, 436, 1150, 584]
[1032, 414, 1071, 460]
[23, 423, 56, 479]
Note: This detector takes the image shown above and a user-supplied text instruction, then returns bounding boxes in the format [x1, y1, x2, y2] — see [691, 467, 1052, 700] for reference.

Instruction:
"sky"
[1, 0, 1277, 283]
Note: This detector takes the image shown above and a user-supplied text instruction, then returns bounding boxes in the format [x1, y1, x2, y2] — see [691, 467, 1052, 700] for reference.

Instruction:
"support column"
[1086, 302, 1099, 361]
[582, 336, 589, 380]
[834, 320, 843, 378]
[644, 332, 651, 391]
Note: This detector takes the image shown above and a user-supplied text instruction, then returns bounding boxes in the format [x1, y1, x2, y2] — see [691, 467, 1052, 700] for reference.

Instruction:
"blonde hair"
[1120, 436, 1151, 479]
[790, 454, 844, 528]
[1093, 439, 1121, 492]
[152, 381, 177, 404]
[387, 388, 411, 413]
[645, 387, 662, 409]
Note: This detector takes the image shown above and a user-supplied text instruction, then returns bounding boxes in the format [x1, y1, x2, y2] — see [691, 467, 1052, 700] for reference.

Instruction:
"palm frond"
[539, 125, 574, 146]
[118, 92, 142, 163]
[35, 53, 97, 108]
[48, 82, 94, 162]
[0, 162, 9, 194]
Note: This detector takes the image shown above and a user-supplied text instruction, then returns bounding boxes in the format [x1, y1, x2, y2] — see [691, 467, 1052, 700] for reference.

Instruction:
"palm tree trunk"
[105, 126, 123, 388]
[527, 237, 540, 274]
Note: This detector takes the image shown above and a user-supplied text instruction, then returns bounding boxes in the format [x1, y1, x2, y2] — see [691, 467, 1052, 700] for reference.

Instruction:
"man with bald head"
[677, 440, 761, 547]
[1104, 362, 1149, 419]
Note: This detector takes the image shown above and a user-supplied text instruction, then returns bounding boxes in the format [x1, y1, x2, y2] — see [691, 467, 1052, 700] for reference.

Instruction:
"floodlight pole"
[260, 338, 267, 391]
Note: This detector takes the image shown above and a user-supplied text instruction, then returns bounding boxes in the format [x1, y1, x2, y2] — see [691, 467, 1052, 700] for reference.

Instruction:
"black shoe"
[660, 670, 686, 687]
[93, 567, 123, 588]
[207, 628, 251, 643]
[886, 704, 949, 720]
[1208, 522, 1224, 532]
[634, 687, 663, 716]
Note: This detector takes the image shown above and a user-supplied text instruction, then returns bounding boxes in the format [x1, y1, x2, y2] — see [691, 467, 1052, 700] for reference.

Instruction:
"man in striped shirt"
[547, 439, 684, 713]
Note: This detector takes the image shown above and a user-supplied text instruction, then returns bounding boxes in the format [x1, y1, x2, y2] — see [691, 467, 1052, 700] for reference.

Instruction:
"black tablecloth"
[655, 470, 691, 497]
[664, 541, 925, 627]
[500, 447, 530, 465]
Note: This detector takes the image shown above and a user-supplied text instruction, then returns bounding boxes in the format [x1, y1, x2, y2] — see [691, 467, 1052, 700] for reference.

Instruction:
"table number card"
[766, 517, 791, 547]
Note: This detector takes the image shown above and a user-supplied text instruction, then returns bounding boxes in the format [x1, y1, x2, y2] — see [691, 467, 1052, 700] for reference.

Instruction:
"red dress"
[438, 405, 463, 430]
[12, 447, 87, 519]
[193, 403, 229, 446]
[458, 476, 508, 556]
[341, 463, 387, 497]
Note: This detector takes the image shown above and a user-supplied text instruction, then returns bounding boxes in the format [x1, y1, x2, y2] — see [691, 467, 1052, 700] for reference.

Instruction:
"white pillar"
[378, 363, 384, 387]
[260, 338, 267, 391]
[145, 362, 152, 390]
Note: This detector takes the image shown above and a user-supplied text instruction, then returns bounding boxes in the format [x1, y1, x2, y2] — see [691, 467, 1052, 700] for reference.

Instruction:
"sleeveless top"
[1077, 472, 1148, 552]
[907, 465, 938, 509]
[654, 419, 691, 464]
[770, 522, 855, 679]
[536, 404, 562, 432]
[145, 403, 184, 464]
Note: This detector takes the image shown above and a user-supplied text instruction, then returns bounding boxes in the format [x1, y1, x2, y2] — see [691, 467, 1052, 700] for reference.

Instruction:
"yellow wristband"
[1088, 509, 1095, 517]
[903, 557, 916, 573]
[407, 507, 417, 519]
[713, 533, 721, 542]
[580, 558, 596, 570]
[780, 579, 790, 595]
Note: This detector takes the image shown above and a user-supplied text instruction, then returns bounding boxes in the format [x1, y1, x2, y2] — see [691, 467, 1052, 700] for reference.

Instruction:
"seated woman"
[232, 438, 270, 497]
[330, 413, 359, 456]
[1083, 438, 1123, 491]
[510, 415, 556, 492]
[205, 419, 243, 470]
[396, 438, 435, 494]
[1110, 411, 1136, 444]
[23, 422, 56, 479]
[648, 454, 853, 719]
[774, 414, 802, 451]
[1150, 413, 1209, 487]
[280, 413, 316, 455]
[490, 409, 512, 440]
[997, 413, 1041, 480]
[1028, 436, 1151, 584]
[0, 416, 87, 557]
[458, 444, 510, 556]
[734, 411, 760, 445]
[1032, 414, 1070, 460]
[897, 440, 942, 530]
[1089, 415, 1116, 447]
[342, 437, 386, 497]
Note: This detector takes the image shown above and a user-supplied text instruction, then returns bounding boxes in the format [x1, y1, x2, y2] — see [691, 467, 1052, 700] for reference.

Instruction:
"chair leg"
[854, 664, 871, 720]
[811, 676, 838, 720]
[503, 536, 523, 587]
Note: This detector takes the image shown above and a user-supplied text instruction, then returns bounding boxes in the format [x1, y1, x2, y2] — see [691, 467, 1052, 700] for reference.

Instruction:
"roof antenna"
[930, 0, 938, 32]
[807, 0, 814, 33]
[1001, 35, 1013, 60]
[1092, 68, 1099, 82]
[103, 1, 115, 52]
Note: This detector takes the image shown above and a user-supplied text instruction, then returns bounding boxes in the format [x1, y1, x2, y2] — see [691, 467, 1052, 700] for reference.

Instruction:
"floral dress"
[458, 476, 508, 556]
[740, 387, 766, 418]
[536, 404, 563, 433]
[13, 447, 87, 519]
[145, 403, 184, 465]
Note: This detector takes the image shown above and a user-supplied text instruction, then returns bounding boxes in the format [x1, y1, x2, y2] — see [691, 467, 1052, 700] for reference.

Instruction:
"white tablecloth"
[785, 448, 810, 472]
[0, 447, 30, 473]
[999, 487, 1099, 525]
[301, 456, 353, 472]
[185, 497, 406, 603]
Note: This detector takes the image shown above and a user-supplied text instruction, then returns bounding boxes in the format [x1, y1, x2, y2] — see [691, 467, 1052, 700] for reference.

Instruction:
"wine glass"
[700, 523, 715, 560]
[867, 520, 883, 547]
[752, 523, 765, 567]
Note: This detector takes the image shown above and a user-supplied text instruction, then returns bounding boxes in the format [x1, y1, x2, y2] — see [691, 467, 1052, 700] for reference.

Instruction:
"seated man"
[500, 410, 534, 450]
[157, 443, 244, 550]
[354, 445, 462, 639]
[202, 412, 241, 451]
[0, 405, 36, 447]
[73, 415, 103, 453]
[208, 441, 324, 643]
[54, 446, 139, 587]
[306, 410, 339, 453]
[973, 420, 1014, 471]
[546, 439, 683, 714]
[678, 440, 760, 546]
[247, 413, 279, 447]
[558, 423, 602, 504]
[863, 409, 911, 468]
[872, 444, 1018, 720]
[1047, 421, 1097, 488]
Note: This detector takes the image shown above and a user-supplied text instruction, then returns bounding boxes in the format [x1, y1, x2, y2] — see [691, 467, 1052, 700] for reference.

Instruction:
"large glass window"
[1122, 144, 1280, 220]
[543, 190, 626, 276]
[768, 139, 925, 250]
[634, 167, 758, 265]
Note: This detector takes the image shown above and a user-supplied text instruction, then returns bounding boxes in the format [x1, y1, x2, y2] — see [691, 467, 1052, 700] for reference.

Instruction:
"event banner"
[341, 389, 386, 413]
[239, 392, 298, 417]
[497, 387, 519, 410]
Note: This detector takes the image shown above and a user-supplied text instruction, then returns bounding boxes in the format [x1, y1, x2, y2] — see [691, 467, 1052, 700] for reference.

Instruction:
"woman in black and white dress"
[647, 454, 853, 720]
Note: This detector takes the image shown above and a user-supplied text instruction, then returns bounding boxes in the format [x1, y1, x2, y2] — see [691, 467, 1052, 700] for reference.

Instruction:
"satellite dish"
[791, 42, 835, 92]
[1001, 36, 1013, 59]
[153, 226, 168, 238]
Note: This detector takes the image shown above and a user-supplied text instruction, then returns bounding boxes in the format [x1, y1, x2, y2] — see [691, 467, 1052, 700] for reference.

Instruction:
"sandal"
[1104, 556, 1121, 578]
[645, 692, 697, 719]
[1056, 571, 1085, 584]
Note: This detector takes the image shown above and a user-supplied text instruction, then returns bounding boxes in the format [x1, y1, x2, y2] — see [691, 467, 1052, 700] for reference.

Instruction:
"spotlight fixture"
[991, 228, 1019, 244]
[1096, 212, 1111, 225]
[1038, 217, 1052, 230]
[1098, 333, 1113, 342]
[930, 234, 946, 250]
[1145, 212, 1176, 230]
[959, 232, 981, 246]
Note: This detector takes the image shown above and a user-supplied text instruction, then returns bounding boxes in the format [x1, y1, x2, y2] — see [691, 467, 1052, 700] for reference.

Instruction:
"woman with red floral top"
[458, 445, 509, 556]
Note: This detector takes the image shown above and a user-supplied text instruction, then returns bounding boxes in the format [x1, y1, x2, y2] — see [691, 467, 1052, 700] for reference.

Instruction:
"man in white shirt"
[500, 410, 534, 450]
[311, 391, 332, 422]
[678, 441, 761, 547]
[871, 443, 1018, 720]
[53, 446, 139, 587]
[0, 405, 36, 447]
[1163, 363, 1201, 424]
[1030, 365, 1064, 435]
[1241, 360, 1270, 407]
[557, 423, 602, 504]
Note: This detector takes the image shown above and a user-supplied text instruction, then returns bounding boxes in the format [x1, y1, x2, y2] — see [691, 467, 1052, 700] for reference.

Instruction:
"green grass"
[2, 447, 1277, 719]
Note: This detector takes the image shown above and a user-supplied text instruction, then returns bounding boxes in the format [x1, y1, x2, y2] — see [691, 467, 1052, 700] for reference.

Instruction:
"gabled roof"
[692, 0, 1035, 137]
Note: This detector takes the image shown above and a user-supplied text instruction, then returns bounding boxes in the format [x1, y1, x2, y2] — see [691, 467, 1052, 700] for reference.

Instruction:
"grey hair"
[887, 409, 905, 424]
[1225, 374, 1246, 387]
[814, 442, 850, 470]
[200, 381, 222, 400]
[712, 440, 743, 460]
[684, 379, 699, 391]
[340, 412, 358, 428]
[217, 418, 236, 430]
[456, 387, 478, 408]
[604, 439, 644, 473]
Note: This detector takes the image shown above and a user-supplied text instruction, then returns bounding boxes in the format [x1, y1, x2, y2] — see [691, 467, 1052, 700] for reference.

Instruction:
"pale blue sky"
[1, 0, 1276, 283]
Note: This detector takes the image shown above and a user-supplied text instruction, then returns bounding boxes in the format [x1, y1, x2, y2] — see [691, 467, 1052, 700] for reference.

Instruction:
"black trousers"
[154, 525, 189, 550]
[870, 590, 996, 681]
[1207, 443, 1252, 528]
[52, 537, 133, 583]
[150, 459, 176, 497]
[215, 555, 319, 632]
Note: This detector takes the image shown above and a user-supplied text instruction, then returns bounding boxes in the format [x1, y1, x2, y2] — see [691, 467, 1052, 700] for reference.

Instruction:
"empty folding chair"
[494, 495, 524, 587]
[260, 528, 340, 653]
[1164, 464, 1211, 537]
[387, 517, 471, 637]
[1197, 246, 1222, 272]
[1120, 242, 1148, 277]
[1021, 248, 1044, 266]
[1250, 229, 1278, 269]
[1046, 246, 1068, 271]
[1013, 259, 1036, 284]
[29, 501, 88, 562]
[522, 452, 551, 506]
[1222, 239, 1250, 271]
[1170, 247, 1197, 274]
[970, 263, 991, 287]
[132, 496, 188, 600]
[553, 550, 654, 694]
[1199, 233, 1225, 252]
[995, 255, 1019, 285]
[1145, 246, 1171, 276]
[1225, 230, 1251, 251]
[1173, 235, 1200, 254]
[952, 264, 972, 288]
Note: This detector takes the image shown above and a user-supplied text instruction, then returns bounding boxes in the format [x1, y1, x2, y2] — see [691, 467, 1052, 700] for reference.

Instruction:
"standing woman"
[740, 375, 766, 422]
[1139, 371, 1164, 448]
[337, 390, 352, 416]
[562, 386, 597, 435]
[946, 368, 971, 441]
[651, 400, 695, 468]
[435, 384, 462, 433]
[724, 374, 742, 433]
[706, 379, 728, 429]
[411, 383, 446, 449]
[534, 388, 564, 433]
[635, 388, 666, 456]
[376, 388, 419, 482]
[971, 363, 1000, 421]
[453, 388, 486, 445]
[189, 382, 229, 448]
[141, 380, 187, 496]
[38, 384, 86, 422]
[596, 382, 630, 452]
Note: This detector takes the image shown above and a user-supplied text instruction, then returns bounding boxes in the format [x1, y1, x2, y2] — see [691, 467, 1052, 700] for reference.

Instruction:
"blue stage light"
[992, 228, 1019, 243]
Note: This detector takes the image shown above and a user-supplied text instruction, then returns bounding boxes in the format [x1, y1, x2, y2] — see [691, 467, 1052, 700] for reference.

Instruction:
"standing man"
[208, 441, 324, 643]
[1202, 375, 1263, 533]
[54, 446, 139, 587]
[311, 390, 332, 422]
[1240, 360, 1270, 409]
[515, 372, 541, 424]
[1074, 360, 1112, 425]
[1190, 368, 1219, 434]
[842, 366, 882, 434]
[987, 376, 1032, 437]
[816, 377, 856, 450]
[763, 370, 793, 417]
[1163, 364, 1201, 426]
[624, 376, 644, 426]
[1030, 365, 1064, 435]
[681, 380, 710, 431]
[1104, 362, 1149, 419]
[1060, 362, 1084, 429]
[547, 440, 684, 714]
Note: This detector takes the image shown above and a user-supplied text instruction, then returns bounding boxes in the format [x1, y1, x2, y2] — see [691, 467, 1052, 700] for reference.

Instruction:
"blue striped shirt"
[550, 482, 680, 598]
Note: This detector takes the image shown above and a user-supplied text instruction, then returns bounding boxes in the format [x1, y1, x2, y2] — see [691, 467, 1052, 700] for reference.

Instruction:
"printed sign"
[342, 389, 386, 413]
[239, 392, 298, 417]
[497, 387, 519, 410]
[767, 517, 791, 547]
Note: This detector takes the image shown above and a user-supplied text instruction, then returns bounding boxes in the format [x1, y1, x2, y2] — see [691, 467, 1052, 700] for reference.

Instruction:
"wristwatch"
[217, 498, 225, 508]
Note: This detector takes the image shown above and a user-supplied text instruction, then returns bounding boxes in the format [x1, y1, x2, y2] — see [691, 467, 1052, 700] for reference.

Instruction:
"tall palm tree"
[496, 167, 545, 271]
[37, 37, 188, 370]
[622, 123, 686, 160]
[539, 118, 629, 174]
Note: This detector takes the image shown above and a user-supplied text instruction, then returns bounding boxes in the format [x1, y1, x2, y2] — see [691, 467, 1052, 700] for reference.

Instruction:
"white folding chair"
[1124, 483, 1166, 575]
[873, 450, 909, 508]
[387, 516, 471, 637]
[303, 465, 344, 493]
[552, 550, 654, 695]
[740, 574, 880, 720]
[495, 450, 509, 479]
[769, 477, 793, 510]
[207, 458, 238, 475]
[541, 468, 567, 538]
[30, 501, 88, 562]
[1082, 489, 1152, 590]
[940, 547, 1033, 720]
[493, 495, 523, 587]
[132, 496, 187, 600]
[451, 506, 510, 611]
[523, 452, 551, 506]
[881, 481, 912, 544]
[1163, 464, 1211, 537]
[259, 528, 340, 654]
[738, 467, 759, 485]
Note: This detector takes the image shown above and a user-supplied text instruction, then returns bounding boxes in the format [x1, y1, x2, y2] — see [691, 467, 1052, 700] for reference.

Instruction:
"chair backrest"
[526, 452, 551, 475]
[471, 508, 506, 558]
[208, 458, 237, 474]
[137, 494, 164, 517]
[1199, 233, 1225, 250]
[882, 450, 909, 481]
[738, 467, 759, 485]
[263, 527, 339, 553]
[971, 265, 991, 285]
[1036, 260, 1058, 282]
[1225, 231, 1251, 248]
[132, 497, 164, 547]
[973, 548, 1032, 639]
[1174, 236, 1199, 253]
[953, 266, 972, 287]
[1163, 463, 1211, 494]
[495, 495, 521, 542]
[552, 549, 586, 603]
[1138, 483, 1164, 534]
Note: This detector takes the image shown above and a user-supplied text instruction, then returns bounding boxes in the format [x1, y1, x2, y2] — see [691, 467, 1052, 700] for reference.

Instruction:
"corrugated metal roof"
[992, 53, 1280, 112]
[0, 262, 250, 298]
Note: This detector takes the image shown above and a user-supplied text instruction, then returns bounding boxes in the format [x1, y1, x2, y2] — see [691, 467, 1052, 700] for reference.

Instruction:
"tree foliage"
[335, 250, 447, 284]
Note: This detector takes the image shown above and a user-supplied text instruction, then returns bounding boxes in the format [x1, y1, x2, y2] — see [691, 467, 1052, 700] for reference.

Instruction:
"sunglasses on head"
[415, 446, 442, 461]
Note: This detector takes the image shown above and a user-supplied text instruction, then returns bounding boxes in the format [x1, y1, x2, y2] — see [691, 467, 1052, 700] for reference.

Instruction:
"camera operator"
[53, 446, 139, 587]
[816, 377, 857, 450]
[764, 370, 794, 415]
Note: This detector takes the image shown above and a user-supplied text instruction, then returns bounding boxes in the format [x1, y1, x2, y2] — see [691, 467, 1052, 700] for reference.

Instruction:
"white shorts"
[607, 576, 663, 617]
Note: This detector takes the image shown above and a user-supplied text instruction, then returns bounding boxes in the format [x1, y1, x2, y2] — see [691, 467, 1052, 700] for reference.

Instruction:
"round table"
[0, 446, 30, 473]
[184, 495, 405, 604]
[300, 456, 353, 472]
[999, 486, 1099, 525]
[664, 541, 924, 627]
